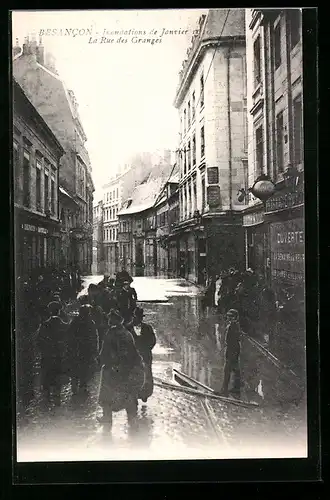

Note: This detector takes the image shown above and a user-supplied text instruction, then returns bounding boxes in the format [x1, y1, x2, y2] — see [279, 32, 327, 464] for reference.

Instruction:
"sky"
[12, 9, 207, 200]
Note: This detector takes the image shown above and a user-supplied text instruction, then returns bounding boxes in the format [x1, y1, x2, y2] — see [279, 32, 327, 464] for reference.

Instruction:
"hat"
[134, 307, 144, 319]
[79, 295, 90, 305]
[79, 304, 92, 318]
[227, 308, 239, 319]
[47, 301, 62, 316]
[108, 309, 124, 326]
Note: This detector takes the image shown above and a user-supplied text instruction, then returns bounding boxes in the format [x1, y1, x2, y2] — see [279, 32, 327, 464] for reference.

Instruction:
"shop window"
[288, 9, 301, 50]
[253, 36, 262, 87]
[274, 22, 282, 70]
[276, 111, 284, 173]
[293, 94, 303, 166]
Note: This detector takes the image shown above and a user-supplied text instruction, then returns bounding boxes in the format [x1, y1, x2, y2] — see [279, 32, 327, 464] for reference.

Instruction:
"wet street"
[16, 276, 307, 461]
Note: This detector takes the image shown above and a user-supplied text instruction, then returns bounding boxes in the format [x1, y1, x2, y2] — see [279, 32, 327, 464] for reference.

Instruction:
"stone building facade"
[13, 79, 64, 277]
[13, 36, 94, 274]
[173, 9, 248, 284]
[244, 8, 305, 373]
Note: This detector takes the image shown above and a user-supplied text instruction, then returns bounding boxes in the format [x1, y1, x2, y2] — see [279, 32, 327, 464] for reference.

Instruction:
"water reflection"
[143, 293, 305, 407]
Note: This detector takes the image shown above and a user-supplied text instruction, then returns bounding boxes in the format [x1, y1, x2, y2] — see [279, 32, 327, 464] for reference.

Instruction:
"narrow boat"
[173, 368, 215, 394]
[172, 368, 259, 407]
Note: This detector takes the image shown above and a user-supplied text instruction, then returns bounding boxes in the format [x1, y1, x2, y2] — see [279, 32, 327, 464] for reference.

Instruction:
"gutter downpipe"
[226, 46, 233, 211]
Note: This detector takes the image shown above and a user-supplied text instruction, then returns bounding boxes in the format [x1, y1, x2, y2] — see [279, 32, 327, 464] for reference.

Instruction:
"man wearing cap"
[133, 307, 156, 403]
[98, 309, 145, 428]
[221, 308, 242, 398]
[36, 301, 69, 404]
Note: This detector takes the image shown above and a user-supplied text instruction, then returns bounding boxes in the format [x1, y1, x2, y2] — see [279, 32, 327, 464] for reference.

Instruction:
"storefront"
[243, 207, 267, 280]
[15, 208, 62, 278]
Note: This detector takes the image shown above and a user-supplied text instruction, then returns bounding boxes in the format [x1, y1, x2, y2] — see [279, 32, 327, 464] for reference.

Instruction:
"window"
[51, 172, 55, 214]
[276, 111, 284, 173]
[44, 168, 49, 212]
[293, 94, 303, 166]
[200, 126, 205, 158]
[183, 109, 186, 135]
[192, 92, 196, 120]
[36, 158, 42, 210]
[187, 101, 191, 128]
[116, 188, 119, 198]
[187, 141, 191, 170]
[200, 74, 204, 108]
[253, 36, 261, 87]
[113, 189, 115, 199]
[193, 180, 197, 212]
[288, 9, 301, 49]
[23, 151, 30, 207]
[192, 134, 196, 165]
[183, 146, 187, 175]
[255, 125, 264, 174]
[274, 22, 281, 70]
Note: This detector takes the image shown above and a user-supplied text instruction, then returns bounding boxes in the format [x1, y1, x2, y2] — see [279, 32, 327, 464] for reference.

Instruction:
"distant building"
[102, 150, 172, 277]
[13, 35, 94, 273]
[173, 9, 248, 284]
[92, 200, 104, 275]
[13, 78, 64, 277]
[118, 158, 175, 277]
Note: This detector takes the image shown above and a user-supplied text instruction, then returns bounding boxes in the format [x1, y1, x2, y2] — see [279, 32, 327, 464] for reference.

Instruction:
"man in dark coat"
[36, 301, 68, 404]
[116, 280, 137, 323]
[115, 267, 133, 286]
[133, 307, 156, 403]
[98, 309, 145, 429]
[66, 304, 100, 397]
[221, 309, 242, 397]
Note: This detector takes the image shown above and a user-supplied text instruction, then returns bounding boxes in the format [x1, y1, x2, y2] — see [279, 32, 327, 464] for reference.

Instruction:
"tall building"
[244, 9, 304, 372]
[173, 9, 248, 284]
[92, 200, 104, 275]
[13, 78, 64, 277]
[244, 8, 304, 285]
[13, 36, 94, 273]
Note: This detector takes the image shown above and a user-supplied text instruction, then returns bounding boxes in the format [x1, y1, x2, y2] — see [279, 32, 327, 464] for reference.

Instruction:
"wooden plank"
[154, 377, 259, 408]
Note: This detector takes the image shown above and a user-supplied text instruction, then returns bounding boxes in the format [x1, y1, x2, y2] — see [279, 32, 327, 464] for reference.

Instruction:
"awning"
[59, 186, 78, 204]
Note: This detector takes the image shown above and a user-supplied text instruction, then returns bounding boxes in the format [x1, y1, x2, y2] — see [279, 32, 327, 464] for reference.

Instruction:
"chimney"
[30, 31, 37, 55]
[13, 37, 21, 57]
[36, 36, 44, 65]
[22, 36, 30, 55]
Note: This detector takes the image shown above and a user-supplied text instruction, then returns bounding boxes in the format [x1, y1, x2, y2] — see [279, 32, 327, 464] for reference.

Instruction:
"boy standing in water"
[221, 308, 242, 398]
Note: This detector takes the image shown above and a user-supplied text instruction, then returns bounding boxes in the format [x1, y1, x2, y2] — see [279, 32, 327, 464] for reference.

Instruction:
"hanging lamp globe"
[250, 174, 276, 202]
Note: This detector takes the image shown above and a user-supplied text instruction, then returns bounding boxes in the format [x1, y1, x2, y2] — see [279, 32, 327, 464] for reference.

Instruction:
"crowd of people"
[202, 267, 277, 345]
[16, 267, 156, 430]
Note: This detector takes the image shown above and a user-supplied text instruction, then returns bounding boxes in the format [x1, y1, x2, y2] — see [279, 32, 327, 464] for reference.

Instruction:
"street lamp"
[237, 174, 276, 204]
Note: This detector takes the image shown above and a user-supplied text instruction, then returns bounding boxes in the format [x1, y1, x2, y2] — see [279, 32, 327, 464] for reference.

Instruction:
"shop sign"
[38, 227, 48, 234]
[207, 186, 221, 207]
[266, 190, 304, 213]
[207, 167, 219, 185]
[270, 218, 305, 284]
[22, 223, 36, 232]
[243, 211, 264, 227]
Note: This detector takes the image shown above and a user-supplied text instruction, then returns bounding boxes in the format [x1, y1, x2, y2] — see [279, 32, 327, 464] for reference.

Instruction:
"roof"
[118, 163, 174, 216]
[59, 185, 78, 204]
[13, 78, 65, 156]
